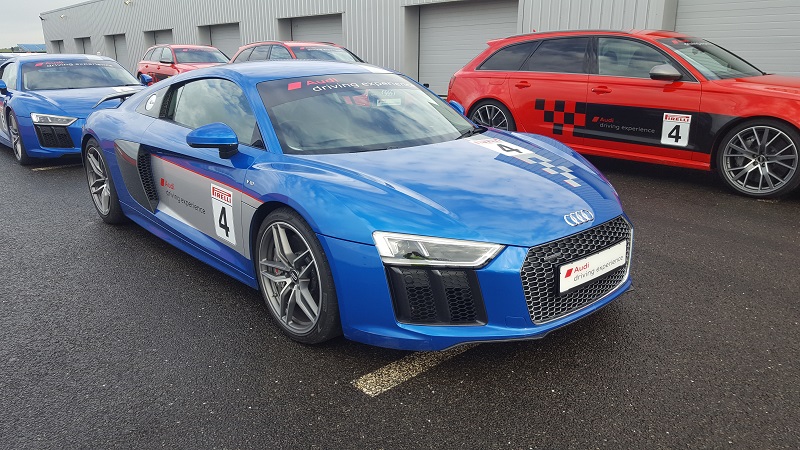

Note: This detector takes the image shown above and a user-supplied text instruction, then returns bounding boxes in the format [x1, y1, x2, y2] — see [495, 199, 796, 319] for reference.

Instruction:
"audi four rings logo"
[564, 209, 594, 226]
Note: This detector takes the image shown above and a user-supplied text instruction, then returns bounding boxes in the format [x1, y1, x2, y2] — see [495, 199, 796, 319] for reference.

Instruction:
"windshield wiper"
[456, 125, 487, 140]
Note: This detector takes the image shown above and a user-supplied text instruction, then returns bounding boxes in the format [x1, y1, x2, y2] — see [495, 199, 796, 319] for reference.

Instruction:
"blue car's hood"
[27, 86, 143, 118]
[290, 131, 624, 247]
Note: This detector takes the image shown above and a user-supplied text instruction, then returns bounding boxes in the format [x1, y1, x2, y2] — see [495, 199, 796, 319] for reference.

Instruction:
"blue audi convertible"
[82, 61, 633, 350]
[0, 54, 145, 165]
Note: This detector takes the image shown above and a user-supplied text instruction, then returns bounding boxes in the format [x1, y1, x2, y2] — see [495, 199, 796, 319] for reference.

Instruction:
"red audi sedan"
[229, 41, 363, 64]
[448, 30, 800, 198]
[135, 45, 229, 84]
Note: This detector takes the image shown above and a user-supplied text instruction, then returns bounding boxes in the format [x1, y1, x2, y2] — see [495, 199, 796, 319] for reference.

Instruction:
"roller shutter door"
[418, 0, 518, 95]
[290, 14, 343, 45]
[153, 29, 174, 45]
[676, 0, 800, 75]
[112, 34, 129, 71]
[209, 23, 241, 59]
[76, 37, 92, 55]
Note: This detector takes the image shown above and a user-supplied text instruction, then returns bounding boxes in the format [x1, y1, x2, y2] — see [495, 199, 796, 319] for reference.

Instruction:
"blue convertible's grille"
[521, 216, 632, 324]
[34, 125, 74, 149]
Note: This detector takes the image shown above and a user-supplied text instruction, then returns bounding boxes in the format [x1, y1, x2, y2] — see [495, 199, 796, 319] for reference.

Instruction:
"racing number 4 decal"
[211, 184, 236, 245]
[661, 113, 691, 147]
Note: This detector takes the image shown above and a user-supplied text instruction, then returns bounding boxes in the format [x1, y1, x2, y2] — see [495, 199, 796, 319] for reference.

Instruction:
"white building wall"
[41, 0, 676, 75]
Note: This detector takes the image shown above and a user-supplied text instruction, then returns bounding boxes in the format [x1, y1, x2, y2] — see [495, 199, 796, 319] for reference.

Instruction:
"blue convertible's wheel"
[256, 208, 341, 344]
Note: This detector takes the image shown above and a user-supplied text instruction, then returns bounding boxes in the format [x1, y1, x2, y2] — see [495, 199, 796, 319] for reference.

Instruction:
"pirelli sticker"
[469, 137, 581, 188]
[661, 113, 691, 147]
[211, 184, 236, 245]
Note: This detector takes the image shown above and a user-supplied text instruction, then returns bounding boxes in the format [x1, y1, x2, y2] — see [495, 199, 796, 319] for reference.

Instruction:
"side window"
[2, 62, 17, 89]
[160, 48, 174, 63]
[522, 37, 589, 74]
[269, 46, 292, 60]
[233, 47, 254, 63]
[136, 85, 170, 118]
[143, 48, 155, 62]
[249, 45, 271, 61]
[598, 38, 671, 78]
[169, 78, 263, 148]
[150, 48, 164, 62]
[478, 42, 536, 71]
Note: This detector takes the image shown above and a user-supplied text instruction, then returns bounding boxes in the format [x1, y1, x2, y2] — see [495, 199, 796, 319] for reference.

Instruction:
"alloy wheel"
[721, 126, 798, 195]
[9, 115, 23, 160]
[258, 221, 322, 334]
[471, 104, 509, 130]
[85, 145, 111, 215]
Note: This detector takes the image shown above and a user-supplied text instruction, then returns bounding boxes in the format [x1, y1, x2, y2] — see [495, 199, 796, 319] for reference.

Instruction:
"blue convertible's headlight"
[30, 113, 77, 126]
[373, 231, 504, 268]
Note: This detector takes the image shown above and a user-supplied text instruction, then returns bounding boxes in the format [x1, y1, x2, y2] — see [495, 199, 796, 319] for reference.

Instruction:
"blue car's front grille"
[34, 125, 74, 149]
[521, 216, 632, 324]
[386, 267, 487, 325]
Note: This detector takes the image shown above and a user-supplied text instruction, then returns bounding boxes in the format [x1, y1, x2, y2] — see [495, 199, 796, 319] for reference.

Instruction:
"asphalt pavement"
[0, 148, 798, 449]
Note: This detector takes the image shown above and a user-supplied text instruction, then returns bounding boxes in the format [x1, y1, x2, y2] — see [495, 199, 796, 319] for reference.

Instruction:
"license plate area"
[558, 240, 627, 294]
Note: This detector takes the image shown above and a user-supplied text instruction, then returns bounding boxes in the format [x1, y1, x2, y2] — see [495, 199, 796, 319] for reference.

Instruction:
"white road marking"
[31, 164, 82, 171]
[352, 344, 478, 397]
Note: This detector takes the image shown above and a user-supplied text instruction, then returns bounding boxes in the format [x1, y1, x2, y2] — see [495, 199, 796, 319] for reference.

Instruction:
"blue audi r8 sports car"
[82, 61, 633, 350]
[0, 54, 145, 165]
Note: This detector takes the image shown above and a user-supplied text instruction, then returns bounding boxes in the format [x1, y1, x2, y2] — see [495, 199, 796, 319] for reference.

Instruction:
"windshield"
[21, 60, 139, 90]
[290, 46, 362, 63]
[174, 48, 229, 64]
[658, 37, 763, 80]
[258, 73, 474, 155]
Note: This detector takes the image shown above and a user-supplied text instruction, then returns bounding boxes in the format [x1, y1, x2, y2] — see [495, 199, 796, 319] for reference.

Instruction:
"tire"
[84, 137, 126, 224]
[716, 119, 800, 198]
[255, 208, 341, 344]
[7, 111, 33, 165]
[469, 100, 516, 131]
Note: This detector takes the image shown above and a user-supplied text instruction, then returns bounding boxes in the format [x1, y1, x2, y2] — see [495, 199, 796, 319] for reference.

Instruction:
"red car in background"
[135, 45, 229, 84]
[229, 41, 363, 64]
[448, 30, 800, 198]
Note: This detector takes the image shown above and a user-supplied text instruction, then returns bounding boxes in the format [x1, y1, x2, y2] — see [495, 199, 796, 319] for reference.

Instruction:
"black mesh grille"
[34, 125, 74, 148]
[521, 216, 632, 324]
[137, 152, 158, 201]
[387, 267, 486, 325]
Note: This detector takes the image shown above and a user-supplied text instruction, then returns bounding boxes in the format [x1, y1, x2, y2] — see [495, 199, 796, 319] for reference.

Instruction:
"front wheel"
[84, 138, 126, 223]
[469, 100, 516, 131]
[7, 111, 33, 165]
[716, 119, 800, 198]
[255, 208, 341, 344]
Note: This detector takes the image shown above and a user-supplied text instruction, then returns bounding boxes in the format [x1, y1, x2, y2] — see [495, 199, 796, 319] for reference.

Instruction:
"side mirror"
[186, 123, 239, 159]
[650, 64, 682, 82]
[160, 57, 173, 65]
[139, 74, 153, 86]
[448, 100, 466, 116]
[0, 80, 7, 95]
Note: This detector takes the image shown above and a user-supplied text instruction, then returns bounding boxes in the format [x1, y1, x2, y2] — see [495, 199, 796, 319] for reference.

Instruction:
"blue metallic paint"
[83, 61, 633, 350]
[0, 54, 143, 159]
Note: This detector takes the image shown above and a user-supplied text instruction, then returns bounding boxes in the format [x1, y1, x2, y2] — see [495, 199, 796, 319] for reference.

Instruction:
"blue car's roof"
[186, 61, 391, 84]
[7, 54, 117, 64]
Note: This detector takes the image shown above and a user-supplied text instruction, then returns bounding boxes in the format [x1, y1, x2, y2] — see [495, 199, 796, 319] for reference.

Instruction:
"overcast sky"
[3, 0, 83, 48]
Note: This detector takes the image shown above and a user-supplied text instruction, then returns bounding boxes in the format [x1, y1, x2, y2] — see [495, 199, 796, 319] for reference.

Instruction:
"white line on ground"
[31, 164, 82, 171]
[352, 344, 478, 397]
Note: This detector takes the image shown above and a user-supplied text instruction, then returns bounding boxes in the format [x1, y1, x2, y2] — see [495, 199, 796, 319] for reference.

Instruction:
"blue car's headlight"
[373, 231, 504, 268]
[30, 113, 77, 126]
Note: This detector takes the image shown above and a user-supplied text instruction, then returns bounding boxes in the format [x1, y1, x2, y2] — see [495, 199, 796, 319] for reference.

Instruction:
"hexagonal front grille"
[522, 216, 632, 324]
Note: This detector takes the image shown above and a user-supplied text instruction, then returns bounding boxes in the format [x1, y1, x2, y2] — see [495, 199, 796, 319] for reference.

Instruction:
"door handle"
[514, 81, 531, 89]
[591, 86, 612, 94]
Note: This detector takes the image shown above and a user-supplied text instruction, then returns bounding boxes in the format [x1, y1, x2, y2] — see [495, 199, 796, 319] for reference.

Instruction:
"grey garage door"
[290, 14, 343, 44]
[676, 0, 800, 76]
[208, 23, 241, 59]
[76, 37, 92, 54]
[418, 0, 519, 95]
[150, 29, 174, 45]
[110, 34, 129, 71]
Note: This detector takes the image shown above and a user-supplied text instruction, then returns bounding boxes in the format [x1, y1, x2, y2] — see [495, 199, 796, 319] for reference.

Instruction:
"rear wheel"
[716, 119, 800, 198]
[469, 100, 516, 131]
[84, 138, 125, 224]
[255, 208, 341, 344]
[7, 111, 33, 165]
